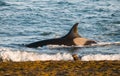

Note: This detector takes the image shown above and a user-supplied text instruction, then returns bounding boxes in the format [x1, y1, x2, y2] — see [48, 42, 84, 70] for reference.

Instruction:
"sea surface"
[0, 0, 120, 62]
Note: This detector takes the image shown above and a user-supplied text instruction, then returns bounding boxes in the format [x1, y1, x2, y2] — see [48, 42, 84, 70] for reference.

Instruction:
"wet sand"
[0, 61, 120, 76]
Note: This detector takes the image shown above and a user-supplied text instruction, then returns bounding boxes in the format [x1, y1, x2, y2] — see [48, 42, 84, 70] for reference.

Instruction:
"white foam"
[81, 54, 120, 61]
[0, 47, 120, 62]
[0, 47, 73, 62]
[93, 42, 120, 46]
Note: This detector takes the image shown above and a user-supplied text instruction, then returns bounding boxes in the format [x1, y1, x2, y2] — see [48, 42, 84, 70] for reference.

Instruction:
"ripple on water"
[0, 1, 9, 6]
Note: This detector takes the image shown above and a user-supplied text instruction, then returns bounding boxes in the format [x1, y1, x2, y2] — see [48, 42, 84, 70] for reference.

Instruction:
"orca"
[26, 23, 96, 48]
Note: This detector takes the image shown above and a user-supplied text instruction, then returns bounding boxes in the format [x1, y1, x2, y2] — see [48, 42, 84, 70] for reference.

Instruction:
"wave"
[0, 1, 9, 6]
[0, 47, 73, 62]
[0, 47, 120, 62]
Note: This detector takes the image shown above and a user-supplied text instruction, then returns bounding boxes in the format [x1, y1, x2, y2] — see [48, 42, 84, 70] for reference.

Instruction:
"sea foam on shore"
[0, 47, 73, 62]
[0, 47, 120, 62]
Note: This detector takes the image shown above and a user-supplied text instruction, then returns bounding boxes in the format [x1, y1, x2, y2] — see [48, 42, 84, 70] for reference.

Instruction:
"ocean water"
[0, 0, 120, 62]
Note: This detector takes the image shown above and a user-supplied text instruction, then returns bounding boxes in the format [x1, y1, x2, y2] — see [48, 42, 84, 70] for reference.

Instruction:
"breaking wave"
[0, 47, 73, 62]
[0, 47, 120, 62]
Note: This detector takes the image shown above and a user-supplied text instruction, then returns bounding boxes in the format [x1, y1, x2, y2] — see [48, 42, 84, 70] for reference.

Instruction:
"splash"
[0, 47, 73, 62]
[0, 47, 120, 62]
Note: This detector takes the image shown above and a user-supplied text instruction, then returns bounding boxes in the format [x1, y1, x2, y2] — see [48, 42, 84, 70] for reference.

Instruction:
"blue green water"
[0, 0, 120, 61]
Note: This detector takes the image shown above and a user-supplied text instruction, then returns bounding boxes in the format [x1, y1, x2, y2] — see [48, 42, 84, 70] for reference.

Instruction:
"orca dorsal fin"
[63, 23, 81, 39]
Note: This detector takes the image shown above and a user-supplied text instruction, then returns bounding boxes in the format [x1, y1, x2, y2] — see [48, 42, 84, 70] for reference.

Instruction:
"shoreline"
[0, 60, 120, 76]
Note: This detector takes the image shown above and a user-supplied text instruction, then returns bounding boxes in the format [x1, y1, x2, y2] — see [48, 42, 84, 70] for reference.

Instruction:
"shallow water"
[0, 0, 120, 61]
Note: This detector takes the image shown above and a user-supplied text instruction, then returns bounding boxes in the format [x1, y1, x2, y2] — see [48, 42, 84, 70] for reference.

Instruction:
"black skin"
[25, 23, 96, 48]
